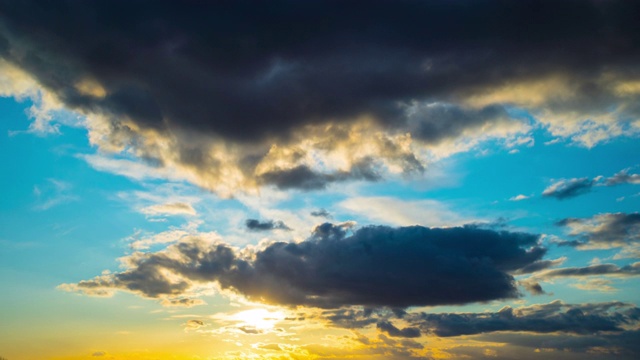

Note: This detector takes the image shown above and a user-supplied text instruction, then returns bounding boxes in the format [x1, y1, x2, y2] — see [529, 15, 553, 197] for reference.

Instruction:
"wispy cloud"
[339, 196, 473, 227]
[33, 179, 78, 211]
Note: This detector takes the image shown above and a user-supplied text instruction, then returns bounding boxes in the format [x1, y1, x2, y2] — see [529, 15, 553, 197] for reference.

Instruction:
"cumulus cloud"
[61, 223, 544, 308]
[409, 300, 640, 337]
[2, 1, 640, 194]
[556, 212, 640, 249]
[245, 219, 291, 232]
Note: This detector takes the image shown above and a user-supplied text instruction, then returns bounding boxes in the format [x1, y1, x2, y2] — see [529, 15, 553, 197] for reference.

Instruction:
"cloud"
[61, 223, 544, 308]
[556, 212, 640, 249]
[140, 202, 196, 217]
[512, 257, 567, 275]
[184, 319, 206, 331]
[409, 300, 640, 337]
[533, 262, 640, 279]
[519, 280, 548, 296]
[571, 279, 617, 293]
[604, 169, 640, 186]
[541, 169, 640, 200]
[310, 208, 331, 218]
[376, 321, 421, 338]
[542, 178, 595, 200]
[509, 194, 530, 201]
[466, 330, 640, 359]
[3, 1, 640, 195]
[245, 219, 291, 232]
[160, 298, 206, 308]
[32, 179, 79, 210]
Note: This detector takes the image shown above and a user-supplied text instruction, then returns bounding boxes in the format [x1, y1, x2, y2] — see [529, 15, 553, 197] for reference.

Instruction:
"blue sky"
[1, 1, 640, 359]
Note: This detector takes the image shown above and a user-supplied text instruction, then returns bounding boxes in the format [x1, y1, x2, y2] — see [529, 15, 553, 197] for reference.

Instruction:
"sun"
[232, 308, 285, 330]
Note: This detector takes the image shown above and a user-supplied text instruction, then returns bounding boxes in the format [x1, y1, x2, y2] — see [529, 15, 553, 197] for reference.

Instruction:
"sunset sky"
[1, 1, 640, 359]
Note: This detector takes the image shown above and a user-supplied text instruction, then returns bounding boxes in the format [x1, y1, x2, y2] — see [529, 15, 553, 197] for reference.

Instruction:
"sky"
[1, 1, 640, 359]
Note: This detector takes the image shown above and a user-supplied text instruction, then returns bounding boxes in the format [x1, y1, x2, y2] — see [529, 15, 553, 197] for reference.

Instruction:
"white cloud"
[140, 202, 197, 217]
[509, 194, 531, 202]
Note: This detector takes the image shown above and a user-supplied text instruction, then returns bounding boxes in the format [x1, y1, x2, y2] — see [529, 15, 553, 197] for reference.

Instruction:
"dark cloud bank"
[1, 0, 639, 142]
[66, 223, 545, 308]
[2, 0, 640, 191]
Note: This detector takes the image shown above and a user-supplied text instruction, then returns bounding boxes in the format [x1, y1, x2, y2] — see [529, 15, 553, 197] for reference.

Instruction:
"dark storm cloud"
[63, 223, 544, 308]
[1, 0, 639, 142]
[542, 178, 595, 200]
[409, 301, 640, 337]
[245, 219, 291, 231]
[556, 212, 640, 248]
[376, 321, 421, 338]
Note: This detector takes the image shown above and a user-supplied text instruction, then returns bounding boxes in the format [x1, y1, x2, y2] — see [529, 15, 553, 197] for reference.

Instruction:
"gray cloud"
[542, 178, 595, 200]
[376, 321, 421, 338]
[535, 263, 640, 279]
[556, 212, 640, 249]
[245, 219, 291, 232]
[62, 223, 544, 308]
[513, 257, 566, 275]
[542, 169, 640, 200]
[409, 300, 640, 337]
[259, 160, 382, 191]
[310, 208, 331, 218]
